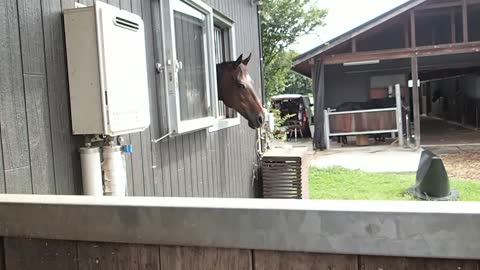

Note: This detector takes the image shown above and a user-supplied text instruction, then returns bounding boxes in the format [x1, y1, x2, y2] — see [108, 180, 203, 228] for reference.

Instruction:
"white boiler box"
[64, 1, 150, 136]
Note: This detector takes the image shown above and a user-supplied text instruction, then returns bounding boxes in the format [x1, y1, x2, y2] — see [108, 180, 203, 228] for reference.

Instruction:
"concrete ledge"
[0, 195, 479, 259]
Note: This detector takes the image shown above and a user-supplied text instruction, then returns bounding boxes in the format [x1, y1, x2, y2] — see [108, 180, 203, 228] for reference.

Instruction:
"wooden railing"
[0, 195, 479, 269]
[324, 85, 404, 149]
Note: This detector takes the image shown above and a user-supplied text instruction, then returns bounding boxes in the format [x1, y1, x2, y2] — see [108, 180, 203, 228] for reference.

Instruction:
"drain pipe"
[79, 146, 103, 196]
[102, 141, 130, 196]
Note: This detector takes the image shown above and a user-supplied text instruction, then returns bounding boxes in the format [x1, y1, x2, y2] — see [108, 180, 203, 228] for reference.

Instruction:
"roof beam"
[322, 41, 480, 65]
[416, 0, 480, 10]
[292, 0, 427, 66]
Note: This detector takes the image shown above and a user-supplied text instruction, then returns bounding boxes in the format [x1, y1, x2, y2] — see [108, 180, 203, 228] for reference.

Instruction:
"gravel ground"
[440, 152, 480, 180]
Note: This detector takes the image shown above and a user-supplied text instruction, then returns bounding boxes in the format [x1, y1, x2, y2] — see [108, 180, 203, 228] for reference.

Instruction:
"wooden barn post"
[411, 56, 421, 148]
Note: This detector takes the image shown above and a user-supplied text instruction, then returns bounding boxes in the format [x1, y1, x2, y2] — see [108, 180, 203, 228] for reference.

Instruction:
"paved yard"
[310, 146, 422, 173]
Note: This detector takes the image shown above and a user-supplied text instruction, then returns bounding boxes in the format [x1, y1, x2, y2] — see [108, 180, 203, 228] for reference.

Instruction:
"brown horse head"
[216, 53, 264, 129]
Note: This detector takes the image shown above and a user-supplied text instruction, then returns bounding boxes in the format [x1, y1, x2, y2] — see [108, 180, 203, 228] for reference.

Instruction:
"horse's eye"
[237, 81, 246, 89]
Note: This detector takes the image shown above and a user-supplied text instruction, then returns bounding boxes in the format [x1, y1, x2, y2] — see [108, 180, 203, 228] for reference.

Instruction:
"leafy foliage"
[270, 108, 295, 141]
[261, 0, 327, 66]
[264, 50, 294, 98]
[284, 62, 313, 96]
[260, 0, 326, 99]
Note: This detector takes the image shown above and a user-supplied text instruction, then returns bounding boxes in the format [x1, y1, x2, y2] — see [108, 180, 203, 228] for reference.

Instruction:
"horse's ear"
[234, 54, 243, 69]
[242, 53, 252, 66]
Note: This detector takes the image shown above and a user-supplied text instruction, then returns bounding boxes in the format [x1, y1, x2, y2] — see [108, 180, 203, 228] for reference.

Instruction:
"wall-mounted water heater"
[64, 1, 150, 136]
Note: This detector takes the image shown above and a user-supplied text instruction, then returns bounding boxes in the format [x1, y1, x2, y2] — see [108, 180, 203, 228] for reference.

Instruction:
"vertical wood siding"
[2, 237, 479, 270]
[0, 0, 261, 198]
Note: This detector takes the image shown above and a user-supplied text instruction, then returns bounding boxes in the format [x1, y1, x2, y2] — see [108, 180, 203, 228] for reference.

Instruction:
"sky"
[289, 0, 410, 54]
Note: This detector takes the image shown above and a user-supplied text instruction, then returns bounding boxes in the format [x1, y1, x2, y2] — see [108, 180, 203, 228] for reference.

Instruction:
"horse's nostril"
[258, 115, 264, 125]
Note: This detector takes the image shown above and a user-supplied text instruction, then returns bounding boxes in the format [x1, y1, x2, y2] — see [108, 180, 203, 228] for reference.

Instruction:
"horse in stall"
[216, 53, 265, 129]
[333, 98, 396, 145]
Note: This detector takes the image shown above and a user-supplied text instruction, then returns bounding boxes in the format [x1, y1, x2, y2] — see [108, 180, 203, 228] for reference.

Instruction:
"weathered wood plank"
[359, 256, 406, 270]
[214, 131, 222, 197]
[0, 136, 5, 193]
[359, 256, 479, 270]
[24, 75, 56, 194]
[200, 131, 215, 197]
[227, 129, 234, 197]
[18, 0, 46, 75]
[107, 0, 120, 8]
[5, 167, 32, 194]
[190, 133, 201, 196]
[217, 131, 226, 197]
[169, 137, 180, 196]
[195, 133, 206, 197]
[206, 133, 214, 197]
[119, 0, 131, 10]
[122, 134, 135, 196]
[183, 134, 193, 197]
[0, 0, 32, 193]
[226, 129, 232, 197]
[4, 238, 77, 270]
[0, 238, 4, 270]
[241, 128, 249, 197]
[192, 133, 203, 196]
[160, 246, 252, 270]
[175, 137, 186, 197]
[254, 251, 357, 270]
[199, 132, 210, 196]
[238, 124, 245, 197]
[235, 130, 245, 197]
[211, 132, 219, 197]
[77, 242, 160, 270]
[131, 0, 141, 15]
[138, 131, 153, 196]
[148, 0, 168, 196]
[158, 140, 170, 196]
[46, 0, 80, 194]
[130, 134, 145, 196]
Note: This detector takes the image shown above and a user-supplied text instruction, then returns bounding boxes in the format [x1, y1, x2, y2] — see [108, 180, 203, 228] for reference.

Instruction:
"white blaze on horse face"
[243, 73, 255, 90]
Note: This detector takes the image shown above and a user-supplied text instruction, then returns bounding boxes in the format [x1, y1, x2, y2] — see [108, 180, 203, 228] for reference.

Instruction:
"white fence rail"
[324, 84, 404, 149]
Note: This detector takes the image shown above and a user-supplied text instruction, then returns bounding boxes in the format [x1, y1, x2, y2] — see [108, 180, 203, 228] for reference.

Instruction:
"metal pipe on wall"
[102, 145, 127, 196]
[79, 147, 103, 196]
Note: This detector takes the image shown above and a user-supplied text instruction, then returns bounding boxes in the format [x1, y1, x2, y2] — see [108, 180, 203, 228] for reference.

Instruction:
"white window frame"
[163, 0, 240, 135]
[208, 10, 241, 132]
[164, 0, 217, 135]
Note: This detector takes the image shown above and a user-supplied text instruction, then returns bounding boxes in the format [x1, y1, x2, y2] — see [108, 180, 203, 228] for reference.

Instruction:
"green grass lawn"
[309, 166, 480, 201]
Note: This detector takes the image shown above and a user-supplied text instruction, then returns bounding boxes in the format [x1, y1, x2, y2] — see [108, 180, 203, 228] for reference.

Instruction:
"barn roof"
[292, 0, 427, 77]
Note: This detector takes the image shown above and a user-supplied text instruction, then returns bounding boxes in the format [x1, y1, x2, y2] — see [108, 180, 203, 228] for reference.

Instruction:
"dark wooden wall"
[0, 0, 261, 197]
[1, 237, 479, 270]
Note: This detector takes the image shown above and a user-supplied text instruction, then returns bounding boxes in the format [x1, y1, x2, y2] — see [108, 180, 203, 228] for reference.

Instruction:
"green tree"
[284, 53, 313, 96]
[265, 50, 313, 98]
[261, 0, 326, 98]
[264, 50, 294, 98]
